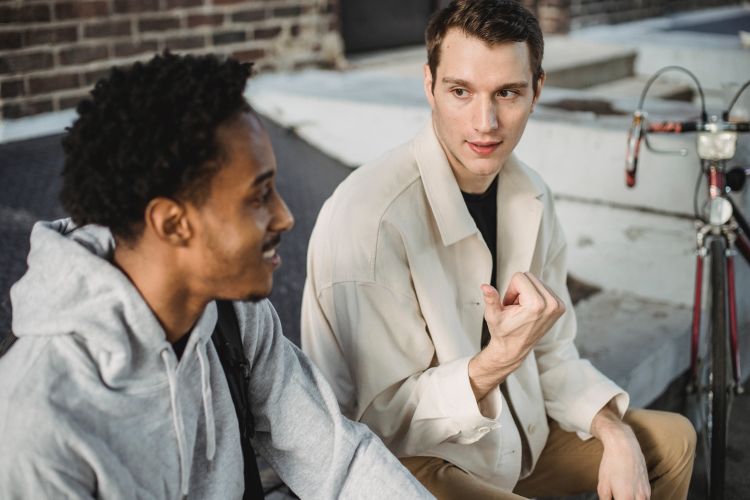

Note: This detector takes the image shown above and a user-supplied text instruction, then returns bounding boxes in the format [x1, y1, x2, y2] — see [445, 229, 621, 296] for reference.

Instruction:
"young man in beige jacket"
[301, 1, 696, 498]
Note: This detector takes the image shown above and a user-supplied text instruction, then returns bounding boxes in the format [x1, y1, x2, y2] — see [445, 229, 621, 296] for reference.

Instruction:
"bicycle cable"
[723, 78, 750, 121]
[636, 65, 707, 121]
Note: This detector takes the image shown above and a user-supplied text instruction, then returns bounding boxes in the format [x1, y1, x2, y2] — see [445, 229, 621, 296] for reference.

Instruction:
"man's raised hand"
[468, 272, 565, 401]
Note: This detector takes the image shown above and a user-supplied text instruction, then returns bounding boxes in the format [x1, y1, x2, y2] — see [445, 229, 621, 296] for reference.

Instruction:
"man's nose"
[271, 194, 295, 234]
[474, 99, 499, 133]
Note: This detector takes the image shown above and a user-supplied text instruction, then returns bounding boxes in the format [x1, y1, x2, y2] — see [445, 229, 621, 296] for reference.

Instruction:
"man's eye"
[452, 88, 467, 97]
[497, 89, 518, 98]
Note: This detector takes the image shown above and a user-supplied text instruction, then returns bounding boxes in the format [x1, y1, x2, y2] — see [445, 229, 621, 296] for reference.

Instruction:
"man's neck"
[113, 242, 207, 344]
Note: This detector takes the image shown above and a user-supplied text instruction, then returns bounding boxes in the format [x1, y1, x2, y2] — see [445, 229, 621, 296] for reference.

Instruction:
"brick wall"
[523, 0, 742, 34]
[0, 0, 342, 119]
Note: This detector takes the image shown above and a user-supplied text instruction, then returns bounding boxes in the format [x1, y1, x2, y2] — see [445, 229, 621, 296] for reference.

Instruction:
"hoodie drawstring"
[161, 349, 190, 497]
[196, 343, 216, 461]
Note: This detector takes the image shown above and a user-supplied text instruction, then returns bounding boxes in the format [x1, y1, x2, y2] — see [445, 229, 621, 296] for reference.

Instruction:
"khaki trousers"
[401, 409, 696, 500]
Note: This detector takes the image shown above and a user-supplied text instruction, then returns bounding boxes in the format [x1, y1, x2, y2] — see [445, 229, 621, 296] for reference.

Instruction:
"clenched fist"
[468, 272, 566, 401]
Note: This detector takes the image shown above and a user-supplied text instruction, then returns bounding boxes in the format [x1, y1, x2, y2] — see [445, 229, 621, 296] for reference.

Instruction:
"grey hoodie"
[0, 219, 432, 499]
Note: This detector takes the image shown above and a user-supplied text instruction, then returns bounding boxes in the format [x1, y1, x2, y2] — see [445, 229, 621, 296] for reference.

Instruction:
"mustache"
[262, 234, 281, 252]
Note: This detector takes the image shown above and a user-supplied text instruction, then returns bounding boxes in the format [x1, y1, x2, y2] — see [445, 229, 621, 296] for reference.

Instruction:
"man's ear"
[144, 197, 192, 246]
[423, 63, 436, 109]
[532, 71, 546, 111]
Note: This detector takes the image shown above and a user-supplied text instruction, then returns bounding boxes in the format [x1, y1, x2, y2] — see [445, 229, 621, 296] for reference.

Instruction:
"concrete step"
[543, 36, 637, 89]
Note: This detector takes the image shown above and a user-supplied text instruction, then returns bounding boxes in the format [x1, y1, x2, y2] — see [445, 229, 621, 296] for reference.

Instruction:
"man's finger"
[502, 272, 538, 307]
[524, 272, 563, 313]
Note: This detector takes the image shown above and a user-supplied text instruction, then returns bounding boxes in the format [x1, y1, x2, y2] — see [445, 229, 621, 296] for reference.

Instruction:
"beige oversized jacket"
[301, 122, 628, 489]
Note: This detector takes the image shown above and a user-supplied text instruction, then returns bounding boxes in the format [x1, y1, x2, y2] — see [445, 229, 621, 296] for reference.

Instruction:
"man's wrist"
[591, 401, 630, 444]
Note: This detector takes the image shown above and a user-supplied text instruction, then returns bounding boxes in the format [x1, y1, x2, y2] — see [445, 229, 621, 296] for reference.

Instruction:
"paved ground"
[2, 119, 749, 498]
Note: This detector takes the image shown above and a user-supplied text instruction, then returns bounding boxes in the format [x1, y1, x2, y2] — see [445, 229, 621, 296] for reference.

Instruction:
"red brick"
[272, 6, 301, 17]
[0, 51, 54, 75]
[113, 0, 159, 14]
[187, 13, 223, 27]
[231, 48, 264, 63]
[84, 20, 131, 38]
[55, 1, 108, 20]
[0, 30, 22, 49]
[165, 0, 203, 7]
[59, 45, 108, 66]
[113, 40, 158, 57]
[84, 67, 111, 85]
[231, 9, 265, 23]
[164, 35, 204, 50]
[253, 26, 281, 40]
[0, 79, 24, 98]
[0, 7, 14, 23]
[2, 99, 54, 119]
[29, 73, 80, 94]
[60, 91, 92, 111]
[21, 4, 52, 23]
[138, 16, 180, 33]
[212, 31, 245, 45]
[25, 26, 78, 46]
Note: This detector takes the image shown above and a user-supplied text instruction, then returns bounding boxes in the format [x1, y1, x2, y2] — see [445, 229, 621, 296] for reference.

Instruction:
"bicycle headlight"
[696, 131, 738, 160]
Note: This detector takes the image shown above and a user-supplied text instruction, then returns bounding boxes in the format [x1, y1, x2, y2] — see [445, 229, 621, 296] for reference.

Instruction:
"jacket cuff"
[571, 381, 630, 440]
[418, 356, 502, 445]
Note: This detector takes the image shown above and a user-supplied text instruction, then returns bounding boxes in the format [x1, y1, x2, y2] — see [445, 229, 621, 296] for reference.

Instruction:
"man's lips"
[467, 141, 501, 156]
[262, 235, 282, 266]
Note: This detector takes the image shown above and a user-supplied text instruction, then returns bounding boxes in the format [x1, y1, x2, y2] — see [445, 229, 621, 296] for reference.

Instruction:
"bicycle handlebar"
[625, 115, 750, 187]
[646, 121, 750, 134]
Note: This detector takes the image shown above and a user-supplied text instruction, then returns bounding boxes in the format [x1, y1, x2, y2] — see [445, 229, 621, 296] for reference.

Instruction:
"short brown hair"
[425, 0, 544, 93]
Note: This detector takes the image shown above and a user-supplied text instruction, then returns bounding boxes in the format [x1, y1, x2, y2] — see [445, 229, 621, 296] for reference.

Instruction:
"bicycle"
[624, 66, 750, 500]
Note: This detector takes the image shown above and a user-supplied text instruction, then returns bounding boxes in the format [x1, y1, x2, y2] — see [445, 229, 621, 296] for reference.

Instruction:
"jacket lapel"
[413, 121, 478, 247]
[495, 155, 544, 295]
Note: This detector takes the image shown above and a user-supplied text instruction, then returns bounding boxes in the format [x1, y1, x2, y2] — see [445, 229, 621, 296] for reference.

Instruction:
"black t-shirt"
[172, 333, 190, 360]
[461, 175, 498, 349]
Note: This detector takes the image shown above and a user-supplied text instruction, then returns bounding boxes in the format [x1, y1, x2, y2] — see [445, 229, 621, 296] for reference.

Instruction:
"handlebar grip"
[625, 112, 644, 188]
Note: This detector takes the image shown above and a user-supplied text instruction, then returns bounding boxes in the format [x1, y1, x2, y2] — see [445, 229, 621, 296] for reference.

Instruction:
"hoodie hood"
[10, 218, 217, 389]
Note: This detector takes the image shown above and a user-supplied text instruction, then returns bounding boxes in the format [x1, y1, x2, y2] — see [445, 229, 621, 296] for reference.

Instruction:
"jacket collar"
[413, 120, 545, 291]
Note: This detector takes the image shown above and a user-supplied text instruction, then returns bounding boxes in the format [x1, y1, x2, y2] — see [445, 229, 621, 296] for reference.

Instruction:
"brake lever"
[625, 111, 645, 187]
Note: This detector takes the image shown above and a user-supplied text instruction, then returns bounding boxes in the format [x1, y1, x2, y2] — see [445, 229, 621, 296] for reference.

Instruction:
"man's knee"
[629, 410, 696, 470]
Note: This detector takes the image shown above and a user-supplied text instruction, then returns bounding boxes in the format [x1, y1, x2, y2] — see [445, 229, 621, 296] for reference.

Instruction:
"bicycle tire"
[709, 236, 728, 500]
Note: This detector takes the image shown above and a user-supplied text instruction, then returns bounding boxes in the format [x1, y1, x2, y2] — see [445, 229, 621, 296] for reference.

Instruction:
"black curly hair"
[60, 51, 253, 241]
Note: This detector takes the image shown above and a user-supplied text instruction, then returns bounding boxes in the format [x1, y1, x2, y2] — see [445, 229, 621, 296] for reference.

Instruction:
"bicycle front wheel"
[708, 236, 729, 499]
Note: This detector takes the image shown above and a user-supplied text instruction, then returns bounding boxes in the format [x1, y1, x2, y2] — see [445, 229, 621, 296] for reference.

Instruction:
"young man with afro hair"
[0, 52, 431, 499]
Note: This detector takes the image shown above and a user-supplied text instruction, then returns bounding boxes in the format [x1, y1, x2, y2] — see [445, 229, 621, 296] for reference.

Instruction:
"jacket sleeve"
[0, 453, 96, 499]
[306, 280, 504, 459]
[237, 300, 433, 500]
[534, 206, 629, 439]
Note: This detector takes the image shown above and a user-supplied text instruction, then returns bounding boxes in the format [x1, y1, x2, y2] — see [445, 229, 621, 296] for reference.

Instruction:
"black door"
[341, 0, 447, 54]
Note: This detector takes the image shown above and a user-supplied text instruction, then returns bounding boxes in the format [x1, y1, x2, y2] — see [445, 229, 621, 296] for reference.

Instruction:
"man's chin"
[242, 292, 270, 303]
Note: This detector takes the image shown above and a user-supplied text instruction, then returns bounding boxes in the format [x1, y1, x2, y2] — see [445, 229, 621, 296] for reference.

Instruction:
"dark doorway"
[341, 0, 446, 54]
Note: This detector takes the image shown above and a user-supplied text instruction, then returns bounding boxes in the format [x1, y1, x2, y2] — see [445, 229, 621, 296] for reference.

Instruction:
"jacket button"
[477, 426, 490, 433]
[527, 423, 536, 434]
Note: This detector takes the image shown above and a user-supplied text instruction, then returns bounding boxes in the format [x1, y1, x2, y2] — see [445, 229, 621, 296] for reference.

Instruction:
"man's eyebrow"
[442, 77, 471, 87]
[441, 77, 530, 91]
[251, 170, 274, 187]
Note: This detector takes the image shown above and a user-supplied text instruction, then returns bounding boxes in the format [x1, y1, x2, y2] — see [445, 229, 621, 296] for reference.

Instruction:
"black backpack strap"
[212, 300, 265, 499]
[0, 331, 18, 357]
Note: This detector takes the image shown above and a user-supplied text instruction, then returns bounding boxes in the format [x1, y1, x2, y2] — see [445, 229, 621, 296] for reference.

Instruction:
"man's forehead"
[437, 32, 532, 85]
